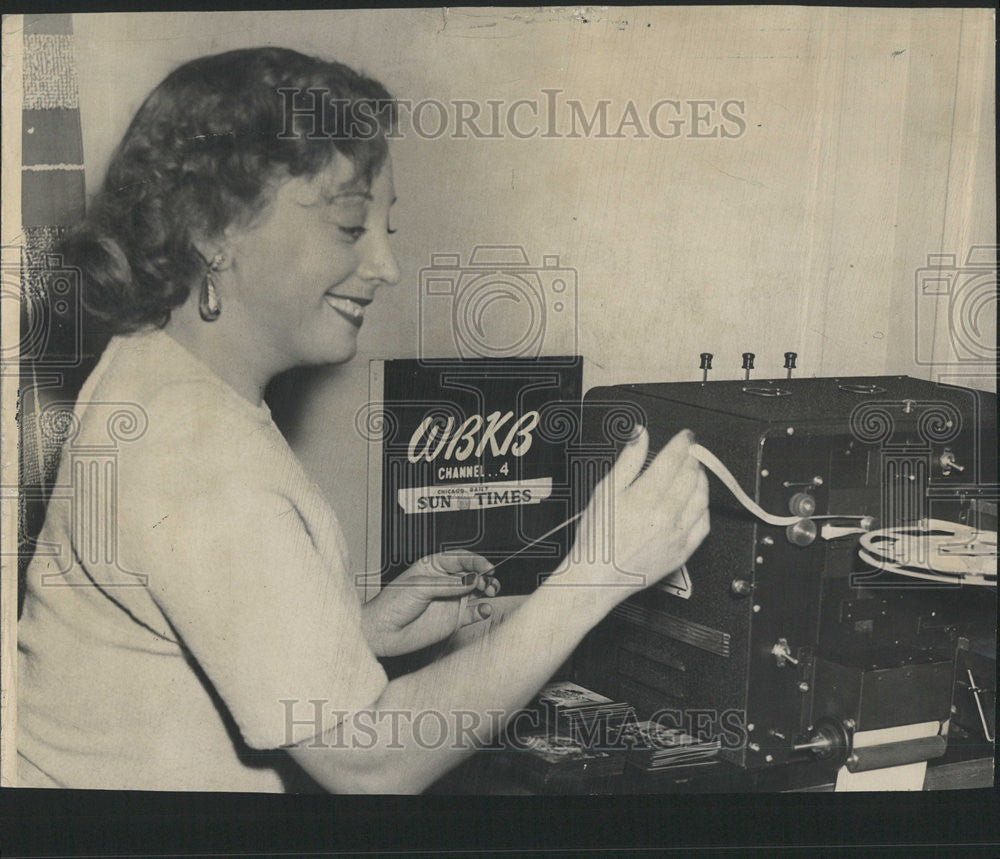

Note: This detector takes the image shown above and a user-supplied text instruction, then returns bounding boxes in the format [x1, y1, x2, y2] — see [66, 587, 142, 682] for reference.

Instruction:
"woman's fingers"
[480, 575, 500, 597]
[587, 426, 648, 524]
[676, 465, 709, 531]
[641, 429, 695, 497]
[426, 550, 494, 576]
[386, 570, 500, 601]
[460, 597, 493, 627]
[612, 426, 649, 494]
[385, 573, 477, 599]
[684, 509, 711, 555]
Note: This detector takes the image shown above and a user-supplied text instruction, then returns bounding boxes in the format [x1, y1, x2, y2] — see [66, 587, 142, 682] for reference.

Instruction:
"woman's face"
[225, 152, 400, 369]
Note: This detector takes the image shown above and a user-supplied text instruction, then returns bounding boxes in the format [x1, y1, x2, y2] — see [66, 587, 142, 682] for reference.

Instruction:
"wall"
[72, 7, 996, 572]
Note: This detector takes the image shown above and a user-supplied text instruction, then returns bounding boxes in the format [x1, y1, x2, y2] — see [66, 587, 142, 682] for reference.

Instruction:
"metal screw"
[753, 604, 761, 613]
[762, 536, 775, 546]
[749, 742, 760, 752]
[755, 555, 764, 565]
[843, 719, 856, 730]
[761, 469, 770, 478]
[765, 754, 774, 763]
[798, 682, 810, 693]
[746, 723, 755, 733]
[786, 427, 795, 435]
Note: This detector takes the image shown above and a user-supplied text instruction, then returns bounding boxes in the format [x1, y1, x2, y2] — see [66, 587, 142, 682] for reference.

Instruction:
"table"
[427, 734, 994, 794]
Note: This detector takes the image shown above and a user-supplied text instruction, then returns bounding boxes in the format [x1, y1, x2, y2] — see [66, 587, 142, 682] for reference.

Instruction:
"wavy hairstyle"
[62, 47, 396, 332]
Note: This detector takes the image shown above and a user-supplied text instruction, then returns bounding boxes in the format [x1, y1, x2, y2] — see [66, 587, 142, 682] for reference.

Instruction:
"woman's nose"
[360, 232, 400, 288]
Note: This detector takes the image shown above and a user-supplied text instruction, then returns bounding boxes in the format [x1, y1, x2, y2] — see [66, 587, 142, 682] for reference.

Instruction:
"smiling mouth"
[324, 293, 371, 327]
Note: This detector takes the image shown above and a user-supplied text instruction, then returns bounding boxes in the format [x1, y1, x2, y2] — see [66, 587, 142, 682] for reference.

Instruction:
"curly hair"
[62, 47, 396, 332]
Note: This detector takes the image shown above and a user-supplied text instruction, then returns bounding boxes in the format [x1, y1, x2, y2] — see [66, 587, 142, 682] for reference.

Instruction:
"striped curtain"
[19, 13, 106, 615]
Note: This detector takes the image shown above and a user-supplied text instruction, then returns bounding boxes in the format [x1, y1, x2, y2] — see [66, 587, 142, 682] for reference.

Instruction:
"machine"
[571, 372, 996, 777]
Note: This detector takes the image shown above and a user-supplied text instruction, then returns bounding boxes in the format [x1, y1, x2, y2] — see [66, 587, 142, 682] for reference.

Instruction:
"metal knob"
[788, 492, 817, 517]
[786, 519, 818, 546]
[742, 352, 755, 381]
[793, 717, 852, 769]
[783, 352, 797, 379]
[731, 579, 754, 597]
[700, 352, 713, 384]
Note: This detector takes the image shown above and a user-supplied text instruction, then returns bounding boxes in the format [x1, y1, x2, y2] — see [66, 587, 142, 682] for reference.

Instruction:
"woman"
[17, 47, 709, 793]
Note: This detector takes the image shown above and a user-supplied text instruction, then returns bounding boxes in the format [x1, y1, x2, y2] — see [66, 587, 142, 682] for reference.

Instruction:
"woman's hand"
[361, 551, 500, 657]
[554, 427, 710, 618]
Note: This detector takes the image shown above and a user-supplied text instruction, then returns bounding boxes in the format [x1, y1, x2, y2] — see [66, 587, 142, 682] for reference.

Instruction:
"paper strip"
[690, 443, 802, 527]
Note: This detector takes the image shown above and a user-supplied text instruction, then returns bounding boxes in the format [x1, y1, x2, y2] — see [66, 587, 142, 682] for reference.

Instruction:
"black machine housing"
[572, 375, 997, 771]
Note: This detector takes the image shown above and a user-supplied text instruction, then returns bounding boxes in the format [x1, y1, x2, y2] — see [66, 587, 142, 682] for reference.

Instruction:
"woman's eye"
[339, 226, 367, 242]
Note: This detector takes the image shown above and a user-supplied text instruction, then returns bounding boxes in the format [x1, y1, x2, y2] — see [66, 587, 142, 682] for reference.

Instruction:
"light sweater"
[18, 328, 387, 792]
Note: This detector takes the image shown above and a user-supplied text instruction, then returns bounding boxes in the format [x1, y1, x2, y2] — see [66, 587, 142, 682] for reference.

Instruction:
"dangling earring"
[199, 252, 225, 322]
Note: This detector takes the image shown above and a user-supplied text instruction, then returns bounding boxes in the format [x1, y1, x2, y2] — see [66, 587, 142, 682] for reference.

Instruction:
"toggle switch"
[771, 637, 799, 668]
[939, 448, 965, 475]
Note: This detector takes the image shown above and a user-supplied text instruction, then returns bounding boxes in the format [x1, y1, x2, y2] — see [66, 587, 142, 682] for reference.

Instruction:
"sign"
[367, 358, 583, 595]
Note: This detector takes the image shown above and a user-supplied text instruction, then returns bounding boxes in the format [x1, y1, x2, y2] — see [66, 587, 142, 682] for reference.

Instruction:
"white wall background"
[73, 7, 996, 570]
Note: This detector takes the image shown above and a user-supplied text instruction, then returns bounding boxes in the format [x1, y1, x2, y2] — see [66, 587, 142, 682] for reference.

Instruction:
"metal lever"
[793, 718, 853, 768]
[939, 449, 965, 475]
[820, 516, 876, 540]
[794, 735, 834, 754]
[771, 638, 799, 667]
[821, 524, 868, 540]
[967, 668, 995, 743]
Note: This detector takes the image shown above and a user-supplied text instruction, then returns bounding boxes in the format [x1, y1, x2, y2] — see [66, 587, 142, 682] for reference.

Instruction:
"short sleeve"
[111, 381, 388, 751]
[124, 484, 388, 750]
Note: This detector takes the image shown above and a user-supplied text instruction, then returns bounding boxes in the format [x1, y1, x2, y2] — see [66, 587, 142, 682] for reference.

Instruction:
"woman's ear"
[191, 236, 218, 267]
[190, 234, 234, 271]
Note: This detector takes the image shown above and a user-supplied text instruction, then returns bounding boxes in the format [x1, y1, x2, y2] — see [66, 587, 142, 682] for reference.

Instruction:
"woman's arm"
[288, 577, 612, 793]
[287, 427, 709, 793]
